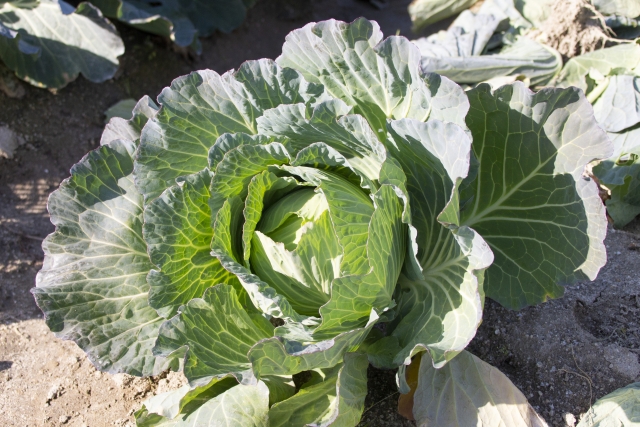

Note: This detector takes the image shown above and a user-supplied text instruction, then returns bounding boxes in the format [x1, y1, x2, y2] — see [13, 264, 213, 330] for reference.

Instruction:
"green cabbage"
[33, 18, 612, 426]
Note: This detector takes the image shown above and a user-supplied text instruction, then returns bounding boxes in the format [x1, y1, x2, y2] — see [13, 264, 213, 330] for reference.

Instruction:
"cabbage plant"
[557, 43, 640, 227]
[0, 0, 124, 89]
[89, 0, 257, 52]
[33, 18, 612, 426]
[412, 7, 562, 87]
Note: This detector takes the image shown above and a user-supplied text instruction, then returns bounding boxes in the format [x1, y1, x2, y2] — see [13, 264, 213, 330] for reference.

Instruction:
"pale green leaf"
[249, 315, 376, 377]
[513, 0, 554, 27]
[314, 184, 405, 335]
[555, 44, 640, 93]
[410, 350, 549, 427]
[250, 212, 338, 316]
[593, 0, 640, 18]
[577, 382, 640, 427]
[135, 59, 325, 202]
[101, 95, 159, 145]
[104, 98, 138, 122]
[408, 0, 480, 32]
[153, 284, 273, 387]
[143, 169, 240, 318]
[208, 133, 281, 172]
[136, 379, 270, 427]
[592, 75, 640, 133]
[137, 376, 236, 422]
[390, 227, 492, 367]
[277, 18, 469, 133]
[383, 119, 493, 367]
[278, 167, 375, 277]
[211, 197, 304, 322]
[0, 0, 123, 89]
[32, 139, 166, 376]
[461, 83, 612, 309]
[209, 142, 291, 216]
[257, 100, 386, 181]
[415, 28, 561, 86]
[268, 353, 368, 427]
[241, 170, 303, 265]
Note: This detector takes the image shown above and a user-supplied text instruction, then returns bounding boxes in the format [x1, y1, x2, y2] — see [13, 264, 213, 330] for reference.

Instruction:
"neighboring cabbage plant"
[89, 0, 257, 52]
[577, 382, 640, 427]
[0, 0, 124, 89]
[411, 1, 562, 87]
[557, 43, 640, 227]
[32, 18, 612, 426]
[408, 0, 479, 32]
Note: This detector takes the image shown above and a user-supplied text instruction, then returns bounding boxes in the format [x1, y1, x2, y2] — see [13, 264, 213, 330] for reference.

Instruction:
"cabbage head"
[32, 18, 612, 426]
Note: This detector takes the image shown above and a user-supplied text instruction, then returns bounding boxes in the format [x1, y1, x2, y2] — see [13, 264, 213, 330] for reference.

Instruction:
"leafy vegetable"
[554, 43, 640, 93]
[577, 382, 640, 427]
[593, 0, 640, 18]
[590, 75, 640, 227]
[557, 46, 640, 227]
[89, 0, 256, 51]
[33, 18, 611, 426]
[402, 350, 549, 426]
[408, 0, 479, 32]
[0, 0, 124, 89]
[105, 98, 139, 122]
[412, 9, 562, 86]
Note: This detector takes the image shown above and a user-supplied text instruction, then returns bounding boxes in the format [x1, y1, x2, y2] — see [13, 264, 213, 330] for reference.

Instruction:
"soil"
[530, 0, 612, 59]
[0, 1, 638, 427]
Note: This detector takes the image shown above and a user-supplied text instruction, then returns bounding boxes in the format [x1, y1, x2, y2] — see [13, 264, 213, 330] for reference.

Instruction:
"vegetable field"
[1, 1, 639, 427]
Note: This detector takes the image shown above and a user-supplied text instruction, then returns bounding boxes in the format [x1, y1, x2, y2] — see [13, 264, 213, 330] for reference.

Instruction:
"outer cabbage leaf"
[104, 98, 138, 122]
[555, 44, 640, 93]
[592, 75, 640, 133]
[0, 0, 40, 6]
[135, 59, 327, 203]
[593, 0, 640, 18]
[590, 75, 640, 227]
[407, 0, 480, 32]
[101, 95, 159, 145]
[593, 148, 640, 228]
[512, 0, 554, 27]
[577, 382, 640, 427]
[0, 0, 123, 89]
[382, 119, 493, 368]
[268, 353, 368, 427]
[153, 284, 272, 387]
[408, 350, 549, 427]
[276, 18, 470, 134]
[477, 0, 532, 31]
[89, 0, 253, 50]
[136, 376, 237, 423]
[136, 378, 270, 427]
[460, 83, 612, 309]
[32, 137, 169, 376]
[413, 10, 561, 86]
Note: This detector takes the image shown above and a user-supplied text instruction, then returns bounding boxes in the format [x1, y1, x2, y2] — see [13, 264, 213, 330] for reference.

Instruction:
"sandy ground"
[0, 1, 638, 426]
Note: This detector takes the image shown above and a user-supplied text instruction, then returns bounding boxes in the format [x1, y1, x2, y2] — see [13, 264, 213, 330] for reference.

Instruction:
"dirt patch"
[530, 0, 613, 59]
[0, 319, 187, 427]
